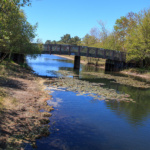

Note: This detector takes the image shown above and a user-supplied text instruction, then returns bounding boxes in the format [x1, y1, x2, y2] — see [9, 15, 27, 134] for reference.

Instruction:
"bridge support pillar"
[74, 56, 80, 70]
[105, 59, 126, 72]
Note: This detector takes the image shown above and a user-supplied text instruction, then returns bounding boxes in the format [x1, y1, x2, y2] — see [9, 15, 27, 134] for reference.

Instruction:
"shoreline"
[120, 70, 150, 81]
[0, 62, 54, 149]
[0, 57, 149, 149]
[54, 54, 150, 81]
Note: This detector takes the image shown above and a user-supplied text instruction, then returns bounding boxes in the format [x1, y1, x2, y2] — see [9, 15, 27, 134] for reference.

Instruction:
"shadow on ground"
[0, 77, 26, 90]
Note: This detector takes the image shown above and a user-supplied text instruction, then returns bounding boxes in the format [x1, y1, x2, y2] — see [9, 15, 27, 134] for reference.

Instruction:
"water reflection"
[81, 64, 104, 73]
[80, 75, 150, 126]
[105, 88, 150, 126]
[26, 55, 74, 76]
[26, 54, 150, 150]
[47, 98, 63, 107]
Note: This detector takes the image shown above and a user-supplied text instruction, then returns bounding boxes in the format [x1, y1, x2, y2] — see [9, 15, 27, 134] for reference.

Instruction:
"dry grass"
[0, 61, 53, 149]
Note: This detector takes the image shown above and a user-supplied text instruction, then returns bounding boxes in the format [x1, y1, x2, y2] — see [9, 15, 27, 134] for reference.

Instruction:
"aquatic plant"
[82, 72, 150, 88]
[49, 71, 135, 102]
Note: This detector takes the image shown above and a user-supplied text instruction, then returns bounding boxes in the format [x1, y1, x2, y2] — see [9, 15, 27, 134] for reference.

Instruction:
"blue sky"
[22, 0, 150, 43]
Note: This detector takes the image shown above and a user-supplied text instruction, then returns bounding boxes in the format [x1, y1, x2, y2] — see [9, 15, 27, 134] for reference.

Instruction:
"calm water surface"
[26, 54, 150, 150]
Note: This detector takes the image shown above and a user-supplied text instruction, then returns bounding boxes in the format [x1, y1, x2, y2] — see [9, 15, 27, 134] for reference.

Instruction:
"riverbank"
[120, 70, 150, 81]
[0, 61, 54, 149]
[54, 55, 150, 81]
[10, 54, 150, 149]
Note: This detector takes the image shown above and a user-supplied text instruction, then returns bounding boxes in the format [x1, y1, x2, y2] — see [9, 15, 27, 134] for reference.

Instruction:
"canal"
[26, 54, 150, 150]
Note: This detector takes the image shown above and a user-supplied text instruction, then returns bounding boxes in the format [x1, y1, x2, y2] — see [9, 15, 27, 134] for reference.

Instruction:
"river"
[26, 54, 150, 150]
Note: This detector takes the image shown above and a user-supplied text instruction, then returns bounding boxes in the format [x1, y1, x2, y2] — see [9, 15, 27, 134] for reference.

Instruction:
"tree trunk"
[9, 51, 12, 60]
[0, 53, 8, 63]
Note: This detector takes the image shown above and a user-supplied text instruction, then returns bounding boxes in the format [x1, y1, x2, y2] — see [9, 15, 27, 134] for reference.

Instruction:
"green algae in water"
[82, 72, 150, 88]
[49, 70, 135, 102]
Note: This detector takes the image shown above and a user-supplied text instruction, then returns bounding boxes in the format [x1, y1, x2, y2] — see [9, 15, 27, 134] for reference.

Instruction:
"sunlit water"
[26, 54, 150, 150]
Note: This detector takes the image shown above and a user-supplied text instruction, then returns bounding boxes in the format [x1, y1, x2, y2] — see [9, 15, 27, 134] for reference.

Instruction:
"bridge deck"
[43, 44, 126, 62]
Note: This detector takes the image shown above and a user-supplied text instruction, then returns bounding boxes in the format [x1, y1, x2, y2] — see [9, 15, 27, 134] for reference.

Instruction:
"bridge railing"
[43, 44, 126, 62]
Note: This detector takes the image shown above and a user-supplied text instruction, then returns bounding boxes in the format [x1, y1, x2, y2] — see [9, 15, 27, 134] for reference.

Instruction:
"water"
[26, 54, 150, 150]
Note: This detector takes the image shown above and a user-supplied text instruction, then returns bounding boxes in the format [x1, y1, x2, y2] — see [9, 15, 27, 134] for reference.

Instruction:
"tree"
[126, 9, 150, 66]
[0, 0, 39, 62]
[82, 34, 97, 46]
[70, 36, 81, 45]
[60, 34, 71, 44]
[114, 16, 129, 51]
[113, 12, 137, 52]
[36, 38, 43, 51]
[90, 27, 100, 39]
[98, 20, 108, 43]
[12, 0, 31, 7]
[59, 34, 81, 45]
[51, 40, 57, 44]
[45, 40, 51, 44]
[88, 21, 110, 48]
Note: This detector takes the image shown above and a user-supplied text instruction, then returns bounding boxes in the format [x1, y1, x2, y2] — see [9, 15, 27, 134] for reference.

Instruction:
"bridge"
[42, 44, 127, 71]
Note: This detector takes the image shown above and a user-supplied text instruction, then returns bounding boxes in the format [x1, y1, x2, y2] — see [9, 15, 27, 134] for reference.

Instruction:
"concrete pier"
[105, 59, 126, 71]
[74, 56, 81, 70]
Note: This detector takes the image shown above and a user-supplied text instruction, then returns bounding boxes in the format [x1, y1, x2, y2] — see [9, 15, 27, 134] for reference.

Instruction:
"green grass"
[0, 60, 33, 78]
[19, 62, 32, 70]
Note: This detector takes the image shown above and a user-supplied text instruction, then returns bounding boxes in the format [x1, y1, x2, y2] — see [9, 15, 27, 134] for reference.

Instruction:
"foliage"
[0, 0, 40, 62]
[125, 9, 150, 65]
[82, 34, 97, 46]
[81, 8, 150, 67]
[45, 40, 51, 44]
[44, 7, 150, 68]
[56, 34, 81, 45]
[45, 34, 81, 45]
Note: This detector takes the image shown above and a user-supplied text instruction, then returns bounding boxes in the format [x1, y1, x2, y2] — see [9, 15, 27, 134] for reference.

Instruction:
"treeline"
[46, 8, 150, 67]
[87, 9, 150, 67]
[45, 34, 81, 45]
[0, 0, 41, 63]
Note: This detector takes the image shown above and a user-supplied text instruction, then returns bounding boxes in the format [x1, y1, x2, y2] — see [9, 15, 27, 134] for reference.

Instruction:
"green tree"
[36, 38, 43, 51]
[113, 12, 137, 52]
[82, 34, 97, 46]
[60, 34, 71, 44]
[59, 34, 81, 45]
[0, 0, 39, 62]
[126, 9, 150, 66]
[114, 16, 129, 51]
[45, 40, 51, 44]
[70, 36, 81, 45]
[51, 40, 57, 44]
